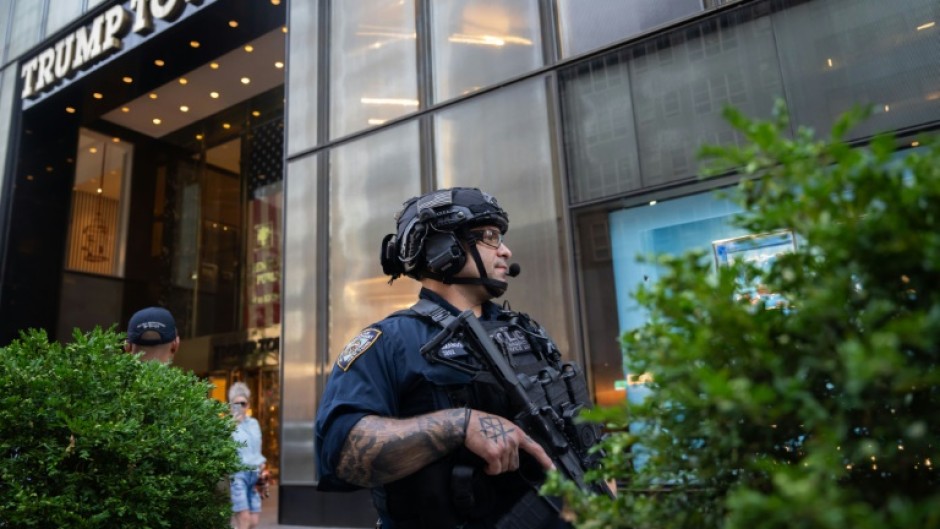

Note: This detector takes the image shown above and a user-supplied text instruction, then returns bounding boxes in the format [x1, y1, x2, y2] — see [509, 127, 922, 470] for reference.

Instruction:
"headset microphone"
[508, 263, 521, 277]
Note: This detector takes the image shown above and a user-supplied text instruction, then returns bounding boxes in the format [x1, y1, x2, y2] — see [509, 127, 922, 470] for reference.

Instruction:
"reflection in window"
[65, 128, 132, 277]
[287, 0, 319, 154]
[561, 4, 783, 203]
[557, 0, 701, 58]
[430, 0, 542, 102]
[328, 122, 421, 364]
[330, 0, 418, 139]
[773, 0, 940, 139]
[434, 78, 570, 356]
[7, 0, 43, 60]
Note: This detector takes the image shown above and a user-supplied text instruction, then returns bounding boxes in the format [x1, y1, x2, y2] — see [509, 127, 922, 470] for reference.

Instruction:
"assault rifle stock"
[421, 309, 612, 498]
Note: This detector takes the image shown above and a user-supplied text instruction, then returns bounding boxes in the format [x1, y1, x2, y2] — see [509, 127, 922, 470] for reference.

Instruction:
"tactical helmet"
[380, 187, 509, 292]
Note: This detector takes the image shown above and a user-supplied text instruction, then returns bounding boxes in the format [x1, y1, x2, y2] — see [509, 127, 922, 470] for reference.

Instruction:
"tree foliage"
[544, 104, 940, 529]
[0, 328, 242, 528]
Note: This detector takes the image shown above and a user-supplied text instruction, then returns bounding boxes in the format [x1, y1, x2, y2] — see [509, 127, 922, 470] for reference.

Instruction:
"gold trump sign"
[20, 0, 208, 100]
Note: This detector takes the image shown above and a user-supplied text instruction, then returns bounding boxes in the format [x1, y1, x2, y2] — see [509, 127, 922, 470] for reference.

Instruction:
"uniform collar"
[418, 288, 501, 320]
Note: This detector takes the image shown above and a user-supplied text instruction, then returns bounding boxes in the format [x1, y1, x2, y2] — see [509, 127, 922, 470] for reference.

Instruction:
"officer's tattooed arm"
[336, 409, 553, 487]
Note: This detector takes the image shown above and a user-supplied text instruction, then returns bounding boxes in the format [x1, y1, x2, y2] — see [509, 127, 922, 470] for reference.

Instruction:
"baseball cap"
[126, 307, 178, 346]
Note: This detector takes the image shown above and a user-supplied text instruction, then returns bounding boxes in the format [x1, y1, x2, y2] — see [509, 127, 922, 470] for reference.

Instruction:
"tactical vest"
[382, 300, 595, 529]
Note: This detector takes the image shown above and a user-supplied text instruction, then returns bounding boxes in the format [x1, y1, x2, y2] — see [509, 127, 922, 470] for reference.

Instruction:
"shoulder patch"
[336, 328, 382, 371]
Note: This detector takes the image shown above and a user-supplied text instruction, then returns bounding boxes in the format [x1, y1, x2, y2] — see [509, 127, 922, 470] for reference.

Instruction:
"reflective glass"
[434, 77, 570, 356]
[7, 0, 43, 60]
[0, 67, 13, 198]
[287, 0, 317, 155]
[330, 0, 417, 139]
[430, 0, 542, 102]
[773, 0, 940, 139]
[282, 154, 319, 484]
[557, 0, 701, 58]
[45, 0, 82, 37]
[329, 122, 421, 363]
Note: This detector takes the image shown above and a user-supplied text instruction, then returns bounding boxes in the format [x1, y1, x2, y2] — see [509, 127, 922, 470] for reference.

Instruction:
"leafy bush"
[544, 104, 940, 529]
[0, 328, 242, 528]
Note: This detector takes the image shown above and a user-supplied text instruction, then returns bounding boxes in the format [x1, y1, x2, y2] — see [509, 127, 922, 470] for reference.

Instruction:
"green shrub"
[0, 328, 242, 528]
[544, 104, 940, 529]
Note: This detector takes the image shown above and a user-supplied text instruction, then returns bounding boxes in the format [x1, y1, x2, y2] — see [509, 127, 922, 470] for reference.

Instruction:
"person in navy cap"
[124, 306, 180, 363]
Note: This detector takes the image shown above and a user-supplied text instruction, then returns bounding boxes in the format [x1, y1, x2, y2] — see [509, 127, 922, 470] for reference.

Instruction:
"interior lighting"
[196, 133, 204, 140]
[223, 123, 231, 129]
[122, 76, 133, 83]
[89, 147, 98, 153]
[112, 137, 120, 143]
[154, 59, 165, 66]
[244, 44, 254, 53]
[827, 58, 833, 67]
[153, 118, 162, 125]
[884, 104, 890, 112]
[180, 105, 190, 112]
[210, 62, 220, 69]
[93, 92, 103, 99]
[282, 26, 287, 33]
[149, 93, 158, 99]
[65, 106, 76, 113]
[271, 0, 281, 5]
[97, 187, 103, 194]
[179, 77, 188, 85]
[912, 141, 920, 147]
[229, 20, 239, 28]
[241, 77, 251, 85]
[916, 21, 935, 31]
[121, 106, 130, 112]
[252, 110, 261, 117]
[26, 175, 35, 181]
[360, 97, 419, 107]
[274, 61, 284, 69]
[649, 200, 658, 206]
[210, 91, 220, 99]
[190, 40, 200, 48]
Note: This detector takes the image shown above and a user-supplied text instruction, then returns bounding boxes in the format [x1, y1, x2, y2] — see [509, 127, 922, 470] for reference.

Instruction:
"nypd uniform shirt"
[315, 288, 504, 491]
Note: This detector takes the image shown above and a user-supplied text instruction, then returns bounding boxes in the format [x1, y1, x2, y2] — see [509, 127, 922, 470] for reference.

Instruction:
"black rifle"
[420, 309, 612, 499]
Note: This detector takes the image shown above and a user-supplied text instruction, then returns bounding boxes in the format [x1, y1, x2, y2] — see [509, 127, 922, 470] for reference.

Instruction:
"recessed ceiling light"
[179, 77, 188, 85]
[240, 77, 251, 85]
[210, 91, 220, 98]
[180, 105, 190, 112]
[154, 59, 165, 66]
[252, 110, 261, 117]
[112, 137, 121, 143]
[271, 0, 281, 5]
[196, 133, 204, 140]
[244, 45, 254, 53]
[97, 187, 103, 194]
[274, 61, 284, 69]
[229, 20, 238, 28]
[121, 106, 130, 112]
[282, 26, 287, 34]
[223, 123, 231, 129]
[210, 62, 220, 69]
[190, 40, 200, 48]
[153, 118, 162, 125]
[149, 93, 158, 99]
[89, 147, 98, 153]
[93, 92, 103, 99]
[65, 106, 76, 113]
[122, 76, 133, 83]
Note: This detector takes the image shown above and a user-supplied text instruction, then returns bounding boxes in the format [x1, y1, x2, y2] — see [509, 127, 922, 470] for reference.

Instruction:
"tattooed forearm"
[336, 409, 466, 487]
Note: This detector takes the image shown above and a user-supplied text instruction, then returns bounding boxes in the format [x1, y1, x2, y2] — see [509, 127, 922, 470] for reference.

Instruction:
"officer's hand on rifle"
[464, 409, 555, 476]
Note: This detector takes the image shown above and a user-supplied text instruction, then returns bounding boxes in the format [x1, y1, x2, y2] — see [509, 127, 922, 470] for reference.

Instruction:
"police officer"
[315, 187, 586, 529]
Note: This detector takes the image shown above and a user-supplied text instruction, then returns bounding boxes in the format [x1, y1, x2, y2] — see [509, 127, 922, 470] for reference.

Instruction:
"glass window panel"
[45, 0, 82, 36]
[557, 0, 701, 58]
[330, 0, 417, 139]
[86, 0, 107, 10]
[0, 67, 14, 198]
[560, 53, 641, 203]
[773, 0, 940, 139]
[430, 0, 542, 102]
[282, 154, 319, 484]
[630, 6, 783, 186]
[286, 0, 317, 155]
[434, 78, 570, 356]
[329, 122, 421, 364]
[7, 0, 44, 60]
[0, 2, 11, 61]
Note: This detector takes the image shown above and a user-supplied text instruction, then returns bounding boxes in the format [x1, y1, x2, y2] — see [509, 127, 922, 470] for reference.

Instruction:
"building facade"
[0, 0, 937, 526]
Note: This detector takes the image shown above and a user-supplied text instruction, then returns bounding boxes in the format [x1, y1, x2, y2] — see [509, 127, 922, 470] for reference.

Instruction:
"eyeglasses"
[469, 228, 504, 250]
[231, 401, 249, 407]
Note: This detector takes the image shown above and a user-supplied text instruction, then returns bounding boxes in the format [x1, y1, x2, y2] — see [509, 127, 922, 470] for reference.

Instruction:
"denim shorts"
[231, 469, 262, 513]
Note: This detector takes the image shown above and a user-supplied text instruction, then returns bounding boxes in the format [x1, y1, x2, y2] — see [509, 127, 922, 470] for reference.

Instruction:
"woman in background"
[228, 382, 268, 529]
